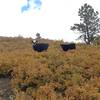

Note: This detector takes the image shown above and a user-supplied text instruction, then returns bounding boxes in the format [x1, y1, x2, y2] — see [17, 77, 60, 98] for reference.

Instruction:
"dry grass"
[0, 36, 100, 100]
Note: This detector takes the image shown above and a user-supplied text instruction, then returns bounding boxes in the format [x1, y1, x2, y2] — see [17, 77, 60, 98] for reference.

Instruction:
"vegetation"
[0, 36, 100, 100]
[71, 3, 100, 45]
[34, 33, 41, 43]
[93, 36, 100, 45]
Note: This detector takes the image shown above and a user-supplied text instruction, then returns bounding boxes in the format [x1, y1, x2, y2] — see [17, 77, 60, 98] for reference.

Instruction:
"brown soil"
[0, 78, 15, 100]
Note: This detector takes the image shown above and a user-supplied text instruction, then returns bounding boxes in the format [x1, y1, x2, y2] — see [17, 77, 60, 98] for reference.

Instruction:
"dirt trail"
[0, 78, 15, 100]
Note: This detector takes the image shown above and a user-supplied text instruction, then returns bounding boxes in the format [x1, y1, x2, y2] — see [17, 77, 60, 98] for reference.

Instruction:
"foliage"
[71, 3, 100, 45]
[93, 35, 100, 45]
[0, 37, 100, 99]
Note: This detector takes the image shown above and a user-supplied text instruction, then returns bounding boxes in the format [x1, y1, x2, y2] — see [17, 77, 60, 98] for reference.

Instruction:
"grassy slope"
[0, 36, 100, 100]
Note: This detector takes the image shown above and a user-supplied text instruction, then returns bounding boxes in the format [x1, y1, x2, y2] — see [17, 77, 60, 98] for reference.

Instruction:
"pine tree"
[71, 3, 100, 44]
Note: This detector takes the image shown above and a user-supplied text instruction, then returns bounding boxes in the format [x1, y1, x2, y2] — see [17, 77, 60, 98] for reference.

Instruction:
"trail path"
[0, 78, 15, 100]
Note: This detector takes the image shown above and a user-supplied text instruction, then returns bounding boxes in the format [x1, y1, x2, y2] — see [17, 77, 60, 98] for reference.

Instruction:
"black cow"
[32, 39, 38, 44]
[33, 43, 49, 52]
[60, 43, 76, 51]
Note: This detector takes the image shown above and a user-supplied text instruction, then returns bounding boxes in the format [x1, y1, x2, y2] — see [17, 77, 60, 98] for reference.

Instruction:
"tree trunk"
[86, 24, 91, 45]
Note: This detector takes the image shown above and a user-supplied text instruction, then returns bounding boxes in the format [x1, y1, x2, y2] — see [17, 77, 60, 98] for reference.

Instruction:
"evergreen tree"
[71, 3, 100, 44]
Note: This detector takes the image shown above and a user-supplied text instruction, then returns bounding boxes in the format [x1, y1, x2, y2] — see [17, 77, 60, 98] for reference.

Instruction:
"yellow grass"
[0, 36, 100, 100]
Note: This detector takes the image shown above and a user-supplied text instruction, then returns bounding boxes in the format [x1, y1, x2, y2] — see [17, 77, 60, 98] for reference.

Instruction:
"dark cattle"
[60, 43, 76, 51]
[33, 43, 49, 52]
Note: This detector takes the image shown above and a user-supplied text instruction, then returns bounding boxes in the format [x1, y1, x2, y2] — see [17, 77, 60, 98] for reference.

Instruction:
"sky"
[0, 0, 100, 42]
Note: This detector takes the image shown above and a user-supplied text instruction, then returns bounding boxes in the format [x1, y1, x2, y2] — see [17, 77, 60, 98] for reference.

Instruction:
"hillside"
[0, 36, 100, 100]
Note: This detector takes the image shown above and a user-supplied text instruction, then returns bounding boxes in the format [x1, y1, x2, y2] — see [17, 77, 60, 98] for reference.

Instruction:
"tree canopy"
[71, 3, 100, 44]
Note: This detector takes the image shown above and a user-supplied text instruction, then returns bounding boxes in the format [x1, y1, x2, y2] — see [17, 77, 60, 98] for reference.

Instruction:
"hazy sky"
[0, 0, 100, 42]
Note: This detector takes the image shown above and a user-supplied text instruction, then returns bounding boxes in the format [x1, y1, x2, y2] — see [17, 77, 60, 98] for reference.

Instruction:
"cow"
[33, 43, 49, 52]
[60, 43, 76, 51]
[32, 39, 38, 44]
